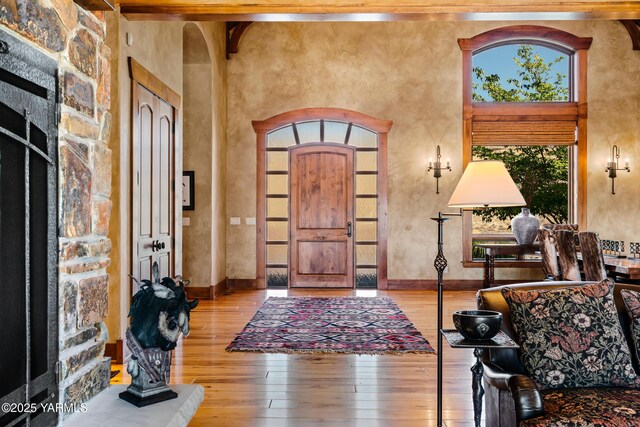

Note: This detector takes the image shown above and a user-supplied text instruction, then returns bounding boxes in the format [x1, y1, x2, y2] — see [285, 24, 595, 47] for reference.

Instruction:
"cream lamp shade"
[448, 160, 526, 208]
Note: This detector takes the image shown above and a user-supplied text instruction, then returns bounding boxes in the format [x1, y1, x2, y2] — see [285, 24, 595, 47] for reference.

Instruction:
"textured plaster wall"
[182, 22, 227, 288]
[227, 21, 640, 281]
[584, 23, 640, 242]
[203, 22, 228, 287]
[183, 62, 213, 286]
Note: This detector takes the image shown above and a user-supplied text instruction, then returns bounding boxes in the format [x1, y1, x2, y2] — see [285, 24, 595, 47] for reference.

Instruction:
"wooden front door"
[132, 83, 175, 287]
[289, 144, 355, 288]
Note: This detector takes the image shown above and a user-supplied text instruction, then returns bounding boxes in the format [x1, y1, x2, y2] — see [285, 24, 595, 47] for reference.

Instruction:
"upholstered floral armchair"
[477, 280, 640, 427]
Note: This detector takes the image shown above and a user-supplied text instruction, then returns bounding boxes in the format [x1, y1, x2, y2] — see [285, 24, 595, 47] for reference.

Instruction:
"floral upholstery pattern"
[521, 388, 640, 427]
[622, 289, 640, 361]
[502, 279, 640, 390]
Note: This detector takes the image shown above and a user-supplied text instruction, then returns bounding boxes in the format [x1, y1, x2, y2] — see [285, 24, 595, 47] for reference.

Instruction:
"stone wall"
[1, 0, 112, 415]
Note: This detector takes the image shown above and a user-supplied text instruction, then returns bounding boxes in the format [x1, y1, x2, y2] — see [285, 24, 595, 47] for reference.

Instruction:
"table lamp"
[433, 160, 525, 427]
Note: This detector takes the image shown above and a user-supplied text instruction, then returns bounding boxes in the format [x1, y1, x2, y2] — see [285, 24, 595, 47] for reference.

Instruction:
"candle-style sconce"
[605, 145, 630, 194]
[428, 145, 451, 194]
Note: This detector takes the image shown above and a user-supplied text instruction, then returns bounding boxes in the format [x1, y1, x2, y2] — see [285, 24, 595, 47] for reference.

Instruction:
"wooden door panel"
[297, 241, 347, 275]
[297, 152, 347, 229]
[158, 108, 172, 236]
[158, 253, 170, 278]
[139, 257, 152, 284]
[290, 144, 354, 288]
[138, 102, 153, 239]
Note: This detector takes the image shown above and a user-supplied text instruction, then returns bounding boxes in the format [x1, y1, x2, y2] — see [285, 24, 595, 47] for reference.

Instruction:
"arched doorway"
[253, 108, 392, 289]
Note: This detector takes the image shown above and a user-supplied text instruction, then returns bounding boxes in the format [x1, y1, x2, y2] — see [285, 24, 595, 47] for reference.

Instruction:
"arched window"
[473, 43, 571, 102]
[458, 26, 592, 267]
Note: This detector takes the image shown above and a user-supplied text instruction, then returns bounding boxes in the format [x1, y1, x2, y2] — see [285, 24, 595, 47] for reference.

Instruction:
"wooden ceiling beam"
[620, 20, 640, 50]
[120, 2, 640, 21]
[74, 0, 115, 10]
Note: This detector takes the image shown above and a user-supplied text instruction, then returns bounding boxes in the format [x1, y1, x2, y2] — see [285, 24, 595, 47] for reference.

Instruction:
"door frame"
[253, 108, 393, 290]
[129, 57, 181, 288]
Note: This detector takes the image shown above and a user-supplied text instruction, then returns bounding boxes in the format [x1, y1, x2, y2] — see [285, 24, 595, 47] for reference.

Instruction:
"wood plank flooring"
[112, 288, 484, 426]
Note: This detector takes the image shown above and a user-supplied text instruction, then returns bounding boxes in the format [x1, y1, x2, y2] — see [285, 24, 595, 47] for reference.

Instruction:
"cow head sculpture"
[129, 265, 199, 351]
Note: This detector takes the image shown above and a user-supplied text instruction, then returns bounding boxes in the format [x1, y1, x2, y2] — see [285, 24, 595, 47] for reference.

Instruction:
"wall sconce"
[428, 145, 451, 194]
[605, 145, 630, 194]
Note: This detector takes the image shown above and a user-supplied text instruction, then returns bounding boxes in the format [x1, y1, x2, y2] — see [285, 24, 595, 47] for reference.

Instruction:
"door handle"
[347, 221, 352, 238]
[151, 240, 166, 252]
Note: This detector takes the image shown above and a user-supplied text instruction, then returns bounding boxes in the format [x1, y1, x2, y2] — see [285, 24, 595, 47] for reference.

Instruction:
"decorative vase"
[511, 208, 540, 245]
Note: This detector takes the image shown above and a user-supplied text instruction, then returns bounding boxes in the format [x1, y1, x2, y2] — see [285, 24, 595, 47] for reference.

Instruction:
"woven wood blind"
[472, 121, 577, 145]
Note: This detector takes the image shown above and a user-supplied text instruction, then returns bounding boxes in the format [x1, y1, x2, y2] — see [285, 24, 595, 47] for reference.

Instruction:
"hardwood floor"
[112, 288, 483, 426]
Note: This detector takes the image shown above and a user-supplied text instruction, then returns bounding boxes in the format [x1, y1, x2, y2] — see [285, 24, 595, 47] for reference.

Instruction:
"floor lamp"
[433, 160, 526, 427]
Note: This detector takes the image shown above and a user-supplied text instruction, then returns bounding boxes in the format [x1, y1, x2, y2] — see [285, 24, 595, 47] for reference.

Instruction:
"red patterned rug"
[226, 297, 435, 355]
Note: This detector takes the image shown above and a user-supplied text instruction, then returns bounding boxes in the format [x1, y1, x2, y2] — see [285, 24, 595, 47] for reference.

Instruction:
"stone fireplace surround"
[1, 0, 112, 419]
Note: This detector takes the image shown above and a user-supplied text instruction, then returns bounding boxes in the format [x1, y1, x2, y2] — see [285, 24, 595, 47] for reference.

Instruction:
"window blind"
[472, 121, 577, 146]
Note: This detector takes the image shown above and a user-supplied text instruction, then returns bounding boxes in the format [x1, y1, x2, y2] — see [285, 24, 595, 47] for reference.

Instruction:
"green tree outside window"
[472, 44, 570, 226]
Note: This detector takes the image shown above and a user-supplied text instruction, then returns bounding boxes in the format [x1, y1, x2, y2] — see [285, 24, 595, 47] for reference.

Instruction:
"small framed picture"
[182, 171, 195, 210]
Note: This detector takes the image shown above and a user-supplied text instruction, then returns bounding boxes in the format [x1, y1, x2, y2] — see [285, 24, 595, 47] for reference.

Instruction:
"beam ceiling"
[120, 1, 640, 21]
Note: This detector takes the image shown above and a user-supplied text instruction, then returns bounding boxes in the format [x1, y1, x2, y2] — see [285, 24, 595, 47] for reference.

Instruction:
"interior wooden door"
[289, 144, 354, 288]
[132, 83, 175, 288]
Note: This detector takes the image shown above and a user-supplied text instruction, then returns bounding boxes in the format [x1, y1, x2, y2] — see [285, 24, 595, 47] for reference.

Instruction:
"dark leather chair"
[476, 280, 640, 427]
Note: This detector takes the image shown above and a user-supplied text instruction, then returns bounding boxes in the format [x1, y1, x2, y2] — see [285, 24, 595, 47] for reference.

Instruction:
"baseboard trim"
[227, 278, 257, 290]
[221, 278, 518, 291]
[185, 286, 211, 299]
[211, 278, 227, 299]
[387, 279, 515, 290]
[105, 339, 123, 364]
[184, 279, 228, 300]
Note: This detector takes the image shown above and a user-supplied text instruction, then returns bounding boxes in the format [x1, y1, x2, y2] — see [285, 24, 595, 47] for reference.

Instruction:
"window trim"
[458, 25, 592, 267]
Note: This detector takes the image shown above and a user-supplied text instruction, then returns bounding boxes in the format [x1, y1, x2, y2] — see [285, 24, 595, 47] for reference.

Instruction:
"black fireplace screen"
[0, 29, 58, 427]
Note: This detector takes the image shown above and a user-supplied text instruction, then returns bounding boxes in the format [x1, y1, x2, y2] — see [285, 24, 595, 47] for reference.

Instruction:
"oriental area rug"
[226, 297, 435, 355]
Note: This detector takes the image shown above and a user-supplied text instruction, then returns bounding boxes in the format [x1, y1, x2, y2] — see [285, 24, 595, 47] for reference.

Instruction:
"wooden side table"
[476, 243, 540, 288]
[441, 329, 520, 427]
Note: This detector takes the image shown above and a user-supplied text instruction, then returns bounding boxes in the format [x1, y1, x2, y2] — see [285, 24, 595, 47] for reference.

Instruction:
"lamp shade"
[448, 160, 526, 208]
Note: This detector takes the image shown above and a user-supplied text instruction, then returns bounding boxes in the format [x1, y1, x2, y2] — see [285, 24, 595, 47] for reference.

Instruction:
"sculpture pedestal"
[119, 389, 178, 407]
[62, 384, 204, 427]
[119, 366, 177, 407]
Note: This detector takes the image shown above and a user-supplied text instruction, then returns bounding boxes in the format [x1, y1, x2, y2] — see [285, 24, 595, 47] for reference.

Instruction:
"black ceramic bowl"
[452, 310, 502, 340]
